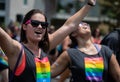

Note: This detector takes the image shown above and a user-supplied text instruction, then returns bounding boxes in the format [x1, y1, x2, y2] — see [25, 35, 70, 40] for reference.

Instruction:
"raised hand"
[87, 0, 96, 6]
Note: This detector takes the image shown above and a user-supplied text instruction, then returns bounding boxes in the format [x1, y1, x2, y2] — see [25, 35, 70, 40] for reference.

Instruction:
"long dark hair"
[20, 9, 49, 52]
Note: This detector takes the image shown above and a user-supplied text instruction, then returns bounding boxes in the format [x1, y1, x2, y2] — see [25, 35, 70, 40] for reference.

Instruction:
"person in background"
[51, 22, 120, 82]
[101, 28, 120, 65]
[92, 27, 103, 44]
[0, 0, 96, 82]
[7, 21, 21, 41]
[0, 48, 8, 82]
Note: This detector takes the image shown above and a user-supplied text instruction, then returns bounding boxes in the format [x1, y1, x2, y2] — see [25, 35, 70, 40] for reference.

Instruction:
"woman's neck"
[77, 39, 98, 55]
[78, 40, 93, 48]
[23, 43, 41, 58]
[24, 42, 39, 50]
[77, 37, 93, 47]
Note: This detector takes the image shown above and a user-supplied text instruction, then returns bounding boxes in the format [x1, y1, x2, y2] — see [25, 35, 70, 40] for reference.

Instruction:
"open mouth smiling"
[35, 31, 42, 34]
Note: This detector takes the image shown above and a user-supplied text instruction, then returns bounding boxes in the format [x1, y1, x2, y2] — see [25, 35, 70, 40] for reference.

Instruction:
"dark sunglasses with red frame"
[25, 20, 49, 29]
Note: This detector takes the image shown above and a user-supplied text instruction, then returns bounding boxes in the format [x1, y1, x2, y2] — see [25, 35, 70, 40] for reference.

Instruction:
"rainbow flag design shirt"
[67, 45, 113, 82]
[35, 57, 51, 82]
[84, 57, 104, 81]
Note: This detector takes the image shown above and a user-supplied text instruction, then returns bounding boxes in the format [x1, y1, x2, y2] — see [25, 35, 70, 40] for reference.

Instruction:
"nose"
[38, 24, 43, 28]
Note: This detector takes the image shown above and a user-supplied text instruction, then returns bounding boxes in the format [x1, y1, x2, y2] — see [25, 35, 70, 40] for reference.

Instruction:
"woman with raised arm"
[51, 22, 120, 82]
[0, 0, 96, 82]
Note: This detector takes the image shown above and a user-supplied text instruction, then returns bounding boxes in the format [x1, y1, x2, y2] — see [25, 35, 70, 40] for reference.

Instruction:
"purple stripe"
[86, 76, 102, 81]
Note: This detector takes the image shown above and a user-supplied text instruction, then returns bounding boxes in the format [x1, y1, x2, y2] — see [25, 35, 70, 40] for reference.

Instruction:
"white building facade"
[0, 0, 45, 26]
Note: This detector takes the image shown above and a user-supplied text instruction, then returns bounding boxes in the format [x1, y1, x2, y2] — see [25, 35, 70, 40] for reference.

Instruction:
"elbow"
[118, 76, 120, 82]
[51, 71, 57, 78]
[115, 74, 120, 82]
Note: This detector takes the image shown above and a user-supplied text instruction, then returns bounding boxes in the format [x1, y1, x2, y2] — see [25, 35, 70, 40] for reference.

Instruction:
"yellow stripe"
[36, 66, 50, 73]
[85, 63, 103, 68]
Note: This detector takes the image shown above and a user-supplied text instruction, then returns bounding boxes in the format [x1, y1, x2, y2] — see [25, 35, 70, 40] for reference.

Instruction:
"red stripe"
[15, 51, 26, 76]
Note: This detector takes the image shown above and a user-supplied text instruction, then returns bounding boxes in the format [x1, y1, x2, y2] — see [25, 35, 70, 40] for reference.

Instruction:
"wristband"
[87, 2, 95, 6]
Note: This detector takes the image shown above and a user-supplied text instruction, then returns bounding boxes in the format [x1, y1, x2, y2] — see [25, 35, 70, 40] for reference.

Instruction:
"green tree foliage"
[99, 0, 120, 26]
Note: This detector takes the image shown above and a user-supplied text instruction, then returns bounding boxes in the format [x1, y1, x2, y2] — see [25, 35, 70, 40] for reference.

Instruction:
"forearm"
[51, 62, 61, 78]
[64, 0, 96, 32]
[0, 27, 16, 56]
[49, 3, 95, 50]
[64, 4, 93, 31]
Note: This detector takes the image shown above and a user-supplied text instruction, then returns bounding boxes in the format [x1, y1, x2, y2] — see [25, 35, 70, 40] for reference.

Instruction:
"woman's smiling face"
[24, 13, 47, 43]
[76, 22, 91, 36]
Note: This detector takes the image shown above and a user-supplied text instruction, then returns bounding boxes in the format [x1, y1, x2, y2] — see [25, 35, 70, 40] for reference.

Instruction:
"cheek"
[26, 28, 33, 33]
[25, 28, 35, 37]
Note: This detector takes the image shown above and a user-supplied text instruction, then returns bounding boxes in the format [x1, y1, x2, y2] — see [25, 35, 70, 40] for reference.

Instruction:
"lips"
[35, 31, 42, 34]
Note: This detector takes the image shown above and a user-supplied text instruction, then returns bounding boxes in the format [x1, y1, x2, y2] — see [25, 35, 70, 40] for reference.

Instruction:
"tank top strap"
[93, 43, 100, 52]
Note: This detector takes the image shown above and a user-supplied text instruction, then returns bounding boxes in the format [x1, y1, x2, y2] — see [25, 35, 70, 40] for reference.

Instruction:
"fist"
[88, 0, 96, 6]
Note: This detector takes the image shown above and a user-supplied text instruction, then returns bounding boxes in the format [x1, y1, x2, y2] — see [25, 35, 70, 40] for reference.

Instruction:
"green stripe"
[37, 72, 50, 78]
[86, 68, 103, 72]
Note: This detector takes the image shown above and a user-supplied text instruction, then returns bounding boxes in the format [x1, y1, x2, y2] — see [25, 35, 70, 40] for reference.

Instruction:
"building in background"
[0, 0, 45, 26]
[0, 0, 116, 35]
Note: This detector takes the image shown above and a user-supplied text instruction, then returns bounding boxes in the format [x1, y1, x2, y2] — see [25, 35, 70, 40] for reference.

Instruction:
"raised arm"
[49, 0, 96, 50]
[0, 27, 21, 69]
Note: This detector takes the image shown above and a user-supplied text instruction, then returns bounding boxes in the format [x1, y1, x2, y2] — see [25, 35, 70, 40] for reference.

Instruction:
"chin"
[34, 38, 42, 42]
[38, 38, 43, 41]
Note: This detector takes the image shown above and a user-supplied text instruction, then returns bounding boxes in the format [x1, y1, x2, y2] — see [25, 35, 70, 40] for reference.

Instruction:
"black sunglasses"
[30, 20, 48, 29]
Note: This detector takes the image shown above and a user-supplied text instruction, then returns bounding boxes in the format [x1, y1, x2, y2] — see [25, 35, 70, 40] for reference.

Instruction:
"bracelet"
[87, 3, 95, 6]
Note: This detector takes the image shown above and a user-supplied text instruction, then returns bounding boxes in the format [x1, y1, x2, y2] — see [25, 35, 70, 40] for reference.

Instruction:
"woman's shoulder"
[101, 44, 111, 49]
[67, 48, 80, 56]
[100, 44, 113, 55]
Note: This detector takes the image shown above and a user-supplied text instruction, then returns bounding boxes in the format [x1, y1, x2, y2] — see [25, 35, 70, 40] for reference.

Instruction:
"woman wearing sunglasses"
[0, 0, 96, 82]
[51, 22, 120, 82]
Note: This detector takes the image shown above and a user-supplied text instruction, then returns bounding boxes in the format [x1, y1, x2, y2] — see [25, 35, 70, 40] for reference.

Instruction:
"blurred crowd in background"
[0, 0, 120, 82]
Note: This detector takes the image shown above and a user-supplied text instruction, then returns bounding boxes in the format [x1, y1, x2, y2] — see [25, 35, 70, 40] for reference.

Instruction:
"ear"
[22, 24, 27, 30]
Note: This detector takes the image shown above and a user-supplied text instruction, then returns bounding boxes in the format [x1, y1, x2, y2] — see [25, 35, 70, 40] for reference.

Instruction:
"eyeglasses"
[79, 22, 90, 27]
[25, 20, 48, 29]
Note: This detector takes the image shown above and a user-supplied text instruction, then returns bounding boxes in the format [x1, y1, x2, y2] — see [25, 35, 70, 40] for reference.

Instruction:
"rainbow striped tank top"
[35, 57, 51, 82]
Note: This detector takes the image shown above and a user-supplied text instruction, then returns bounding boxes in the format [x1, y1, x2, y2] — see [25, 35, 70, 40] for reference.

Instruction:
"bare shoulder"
[60, 51, 71, 63]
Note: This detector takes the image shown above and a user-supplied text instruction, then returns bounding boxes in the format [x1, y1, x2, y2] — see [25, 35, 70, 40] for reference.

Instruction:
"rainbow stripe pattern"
[35, 57, 50, 82]
[0, 57, 8, 66]
[84, 57, 104, 81]
[0, 49, 8, 66]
